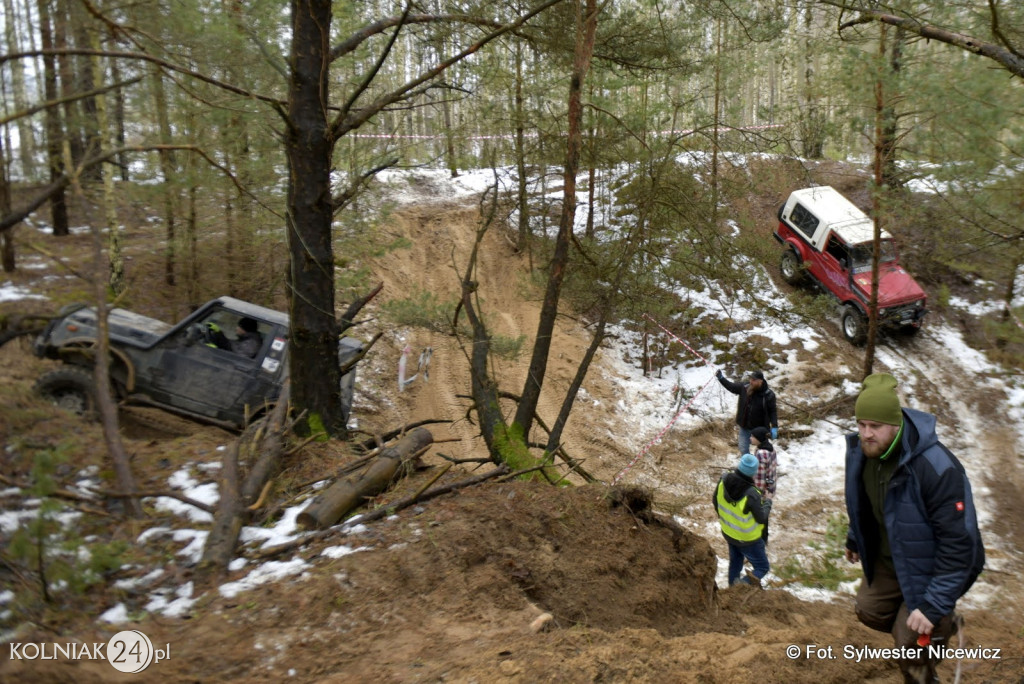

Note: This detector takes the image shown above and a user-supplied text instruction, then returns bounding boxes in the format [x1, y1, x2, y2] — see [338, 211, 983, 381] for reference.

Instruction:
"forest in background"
[1, 1, 1023, 443]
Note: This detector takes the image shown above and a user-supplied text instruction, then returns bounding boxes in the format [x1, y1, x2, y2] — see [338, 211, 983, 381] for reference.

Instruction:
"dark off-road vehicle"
[774, 186, 928, 344]
[32, 297, 363, 430]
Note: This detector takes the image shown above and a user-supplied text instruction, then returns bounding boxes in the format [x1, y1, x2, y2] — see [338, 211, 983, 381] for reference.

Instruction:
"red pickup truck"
[774, 186, 927, 344]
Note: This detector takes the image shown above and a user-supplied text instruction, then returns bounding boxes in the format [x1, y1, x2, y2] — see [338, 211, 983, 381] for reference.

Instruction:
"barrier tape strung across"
[611, 372, 717, 485]
[349, 124, 784, 142]
[641, 312, 713, 367]
[611, 313, 719, 485]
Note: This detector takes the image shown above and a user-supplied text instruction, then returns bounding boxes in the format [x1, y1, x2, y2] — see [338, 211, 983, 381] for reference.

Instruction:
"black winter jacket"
[845, 408, 985, 625]
[713, 471, 772, 547]
[717, 374, 778, 430]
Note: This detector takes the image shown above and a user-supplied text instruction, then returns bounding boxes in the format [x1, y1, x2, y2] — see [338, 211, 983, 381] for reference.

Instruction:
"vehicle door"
[147, 307, 279, 421]
[818, 234, 857, 300]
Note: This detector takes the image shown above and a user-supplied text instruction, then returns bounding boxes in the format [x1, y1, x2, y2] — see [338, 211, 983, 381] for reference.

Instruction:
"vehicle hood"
[66, 306, 173, 347]
[852, 264, 925, 306]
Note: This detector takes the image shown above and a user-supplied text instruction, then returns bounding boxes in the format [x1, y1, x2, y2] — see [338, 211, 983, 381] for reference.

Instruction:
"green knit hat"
[855, 373, 902, 425]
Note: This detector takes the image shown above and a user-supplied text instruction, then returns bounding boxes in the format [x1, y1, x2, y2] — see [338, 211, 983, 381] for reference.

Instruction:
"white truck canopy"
[782, 186, 891, 246]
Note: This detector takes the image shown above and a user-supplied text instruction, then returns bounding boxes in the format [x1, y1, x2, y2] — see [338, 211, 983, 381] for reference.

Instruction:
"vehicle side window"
[826, 235, 849, 266]
[193, 309, 267, 360]
[789, 203, 819, 240]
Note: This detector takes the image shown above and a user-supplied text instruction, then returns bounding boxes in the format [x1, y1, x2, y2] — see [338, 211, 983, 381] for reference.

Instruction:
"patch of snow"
[0, 281, 47, 302]
[98, 603, 131, 623]
[321, 544, 368, 559]
[218, 558, 310, 599]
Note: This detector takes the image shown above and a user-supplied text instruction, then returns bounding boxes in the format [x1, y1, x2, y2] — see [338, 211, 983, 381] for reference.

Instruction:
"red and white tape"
[611, 313, 718, 485]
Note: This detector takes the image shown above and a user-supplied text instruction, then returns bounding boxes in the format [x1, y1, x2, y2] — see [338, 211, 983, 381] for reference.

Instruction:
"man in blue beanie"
[713, 452, 772, 586]
[845, 373, 985, 683]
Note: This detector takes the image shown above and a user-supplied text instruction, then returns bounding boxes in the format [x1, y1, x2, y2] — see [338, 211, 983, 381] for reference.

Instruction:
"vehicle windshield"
[849, 240, 897, 274]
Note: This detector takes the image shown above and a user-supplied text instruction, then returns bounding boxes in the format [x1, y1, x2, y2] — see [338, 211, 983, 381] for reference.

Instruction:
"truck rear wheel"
[34, 366, 98, 418]
[780, 249, 805, 285]
[841, 306, 867, 346]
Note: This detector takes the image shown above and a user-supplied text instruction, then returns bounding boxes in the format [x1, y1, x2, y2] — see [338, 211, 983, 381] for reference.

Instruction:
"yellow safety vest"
[716, 478, 764, 542]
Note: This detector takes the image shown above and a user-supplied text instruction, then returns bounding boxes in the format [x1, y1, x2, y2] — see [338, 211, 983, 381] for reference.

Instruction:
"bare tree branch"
[1, 145, 283, 235]
[0, 76, 144, 127]
[0, 49, 286, 106]
[827, 3, 1024, 78]
[329, 0, 567, 139]
[330, 14, 504, 61]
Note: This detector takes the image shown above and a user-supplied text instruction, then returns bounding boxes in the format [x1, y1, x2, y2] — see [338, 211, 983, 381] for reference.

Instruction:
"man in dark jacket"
[713, 453, 772, 587]
[716, 369, 779, 456]
[845, 373, 985, 684]
[233, 317, 263, 358]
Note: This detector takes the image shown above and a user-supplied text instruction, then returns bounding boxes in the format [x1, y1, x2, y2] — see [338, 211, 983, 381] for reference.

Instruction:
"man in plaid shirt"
[750, 426, 777, 544]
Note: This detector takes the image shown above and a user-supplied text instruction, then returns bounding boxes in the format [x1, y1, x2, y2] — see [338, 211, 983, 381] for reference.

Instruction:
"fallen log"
[198, 383, 291, 576]
[297, 427, 434, 529]
[257, 463, 509, 559]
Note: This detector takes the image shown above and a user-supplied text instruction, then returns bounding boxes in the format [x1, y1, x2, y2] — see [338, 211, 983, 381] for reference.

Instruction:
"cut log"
[298, 427, 433, 529]
[198, 383, 290, 576]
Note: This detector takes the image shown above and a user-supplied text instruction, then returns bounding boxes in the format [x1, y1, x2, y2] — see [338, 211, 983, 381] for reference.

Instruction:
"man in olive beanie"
[844, 373, 985, 683]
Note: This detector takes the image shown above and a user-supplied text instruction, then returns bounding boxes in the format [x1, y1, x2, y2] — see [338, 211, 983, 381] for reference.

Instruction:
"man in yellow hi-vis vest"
[714, 453, 772, 586]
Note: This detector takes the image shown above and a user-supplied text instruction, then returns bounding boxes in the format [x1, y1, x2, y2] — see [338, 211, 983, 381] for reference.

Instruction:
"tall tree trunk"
[585, 80, 595, 239]
[801, 5, 824, 159]
[997, 254, 1022, 349]
[286, 0, 343, 436]
[36, 0, 69, 236]
[710, 18, 722, 227]
[513, 0, 598, 437]
[186, 183, 199, 309]
[70, 1, 100, 182]
[223, 144, 237, 296]
[442, 94, 458, 178]
[864, 25, 888, 378]
[85, 40, 138, 514]
[151, 66, 177, 286]
[514, 39, 531, 252]
[881, 28, 904, 188]
[53, 0, 85, 172]
[109, 58, 129, 182]
[90, 35, 124, 295]
[86, 202, 141, 518]
[3, 0, 34, 177]
[0, 134, 14, 272]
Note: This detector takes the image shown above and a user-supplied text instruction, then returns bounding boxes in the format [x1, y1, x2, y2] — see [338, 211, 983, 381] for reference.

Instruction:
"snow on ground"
[0, 281, 47, 302]
[2, 164, 1021, 621]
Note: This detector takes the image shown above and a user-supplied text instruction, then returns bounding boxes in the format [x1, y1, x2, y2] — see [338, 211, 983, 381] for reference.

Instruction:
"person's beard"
[861, 436, 893, 459]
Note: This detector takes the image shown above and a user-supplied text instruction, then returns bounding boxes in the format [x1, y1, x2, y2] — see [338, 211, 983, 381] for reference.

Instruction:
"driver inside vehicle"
[189, 312, 263, 359]
[233, 317, 263, 358]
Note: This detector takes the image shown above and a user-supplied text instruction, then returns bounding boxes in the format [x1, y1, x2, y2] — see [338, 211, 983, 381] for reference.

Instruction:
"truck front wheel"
[35, 366, 99, 418]
[841, 306, 867, 346]
[780, 249, 805, 285]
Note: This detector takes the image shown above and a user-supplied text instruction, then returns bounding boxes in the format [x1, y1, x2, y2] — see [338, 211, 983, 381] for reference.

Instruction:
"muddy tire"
[841, 306, 867, 346]
[779, 249, 804, 285]
[34, 366, 98, 418]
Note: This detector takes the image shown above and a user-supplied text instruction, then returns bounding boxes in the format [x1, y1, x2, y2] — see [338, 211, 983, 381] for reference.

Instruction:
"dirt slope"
[2, 183, 1024, 683]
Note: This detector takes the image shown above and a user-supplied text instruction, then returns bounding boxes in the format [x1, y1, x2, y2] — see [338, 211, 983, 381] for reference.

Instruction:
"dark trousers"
[726, 538, 769, 586]
[854, 561, 960, 683]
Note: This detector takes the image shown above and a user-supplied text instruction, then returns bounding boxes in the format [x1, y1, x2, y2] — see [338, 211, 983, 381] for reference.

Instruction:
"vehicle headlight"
[879, 308, 887, 315]
[915, 300, 923, 308]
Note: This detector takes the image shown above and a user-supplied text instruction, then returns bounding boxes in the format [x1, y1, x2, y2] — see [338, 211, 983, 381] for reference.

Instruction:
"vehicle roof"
[789, 186, 892, 244]
[212, 297, 290, 326]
